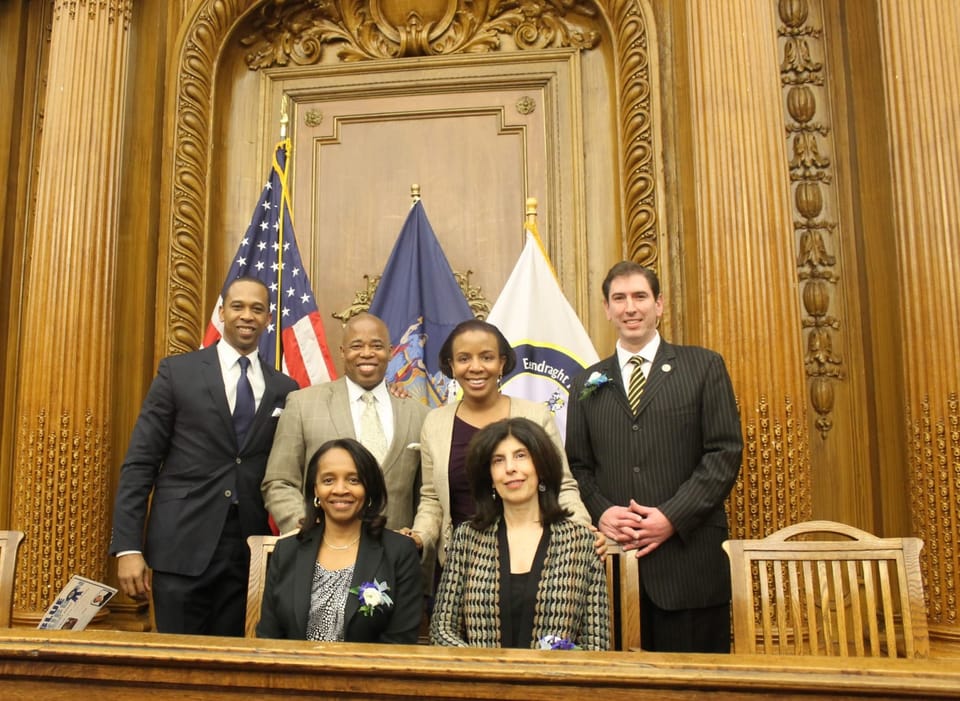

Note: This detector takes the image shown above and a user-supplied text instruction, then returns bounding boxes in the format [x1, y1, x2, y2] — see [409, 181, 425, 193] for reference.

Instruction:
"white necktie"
[359, 391, 388, 463]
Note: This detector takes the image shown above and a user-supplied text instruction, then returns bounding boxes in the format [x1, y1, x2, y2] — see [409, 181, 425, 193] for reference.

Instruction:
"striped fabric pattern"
[626, 354, 645, 413]
[430, 519, 610, 650]
[566, 342, 743, 610]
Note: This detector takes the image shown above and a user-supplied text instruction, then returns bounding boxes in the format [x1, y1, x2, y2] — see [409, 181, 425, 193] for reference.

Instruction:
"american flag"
[202, 139, 336, 387]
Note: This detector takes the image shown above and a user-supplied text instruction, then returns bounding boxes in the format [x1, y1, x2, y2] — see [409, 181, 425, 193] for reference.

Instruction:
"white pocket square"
[271, 407, 283, 417]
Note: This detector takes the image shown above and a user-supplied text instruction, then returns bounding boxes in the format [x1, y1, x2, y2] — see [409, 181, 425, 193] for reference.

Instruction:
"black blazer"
[109, 344, 299, 575]
[256, 525, 424, 643]
[566, 341, 743, 610]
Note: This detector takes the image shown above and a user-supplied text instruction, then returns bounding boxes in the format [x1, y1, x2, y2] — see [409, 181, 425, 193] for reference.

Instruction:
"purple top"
[449, 415, 480, 528]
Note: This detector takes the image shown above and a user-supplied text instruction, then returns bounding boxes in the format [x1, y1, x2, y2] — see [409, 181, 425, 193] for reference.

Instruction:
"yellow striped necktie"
[627, 355, 646, 413]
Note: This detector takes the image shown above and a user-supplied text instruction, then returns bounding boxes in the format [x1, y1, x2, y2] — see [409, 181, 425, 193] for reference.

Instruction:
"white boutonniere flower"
[579, 371, 611, 400]
[350, 579, 394, 616]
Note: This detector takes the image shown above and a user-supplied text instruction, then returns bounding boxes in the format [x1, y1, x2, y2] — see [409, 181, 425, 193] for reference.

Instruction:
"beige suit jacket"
[411, 397, 591, 565]
[262, 377, 429, 533]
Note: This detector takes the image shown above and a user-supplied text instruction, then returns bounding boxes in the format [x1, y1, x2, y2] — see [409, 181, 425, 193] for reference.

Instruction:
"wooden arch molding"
[159, 0, 659, 356]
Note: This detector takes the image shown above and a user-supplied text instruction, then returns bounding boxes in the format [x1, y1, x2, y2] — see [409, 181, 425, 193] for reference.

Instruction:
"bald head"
[340, 313, 392, 389]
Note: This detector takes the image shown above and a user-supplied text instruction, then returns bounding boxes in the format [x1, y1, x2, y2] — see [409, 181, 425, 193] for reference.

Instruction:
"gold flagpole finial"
[280, 95, 289, 139]
[525, 197, 538, 223]
[523, 195, 557, 278]
[410, 183, 421, 204]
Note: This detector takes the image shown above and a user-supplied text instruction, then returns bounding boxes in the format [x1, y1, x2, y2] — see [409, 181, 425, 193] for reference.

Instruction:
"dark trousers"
[640, 587, 731, 653]
[152, 505, 249, 636]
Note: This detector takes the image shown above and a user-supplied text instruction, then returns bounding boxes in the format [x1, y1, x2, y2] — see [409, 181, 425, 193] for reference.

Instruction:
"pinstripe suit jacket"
[566, 341, 742, 610]
[262, 377, 429, 533]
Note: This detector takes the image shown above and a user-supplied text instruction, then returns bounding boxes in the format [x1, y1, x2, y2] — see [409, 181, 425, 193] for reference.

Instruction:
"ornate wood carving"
[53, 0, 132, 24]
[163, 0, 659, 363]
[599, 0, 657, 268]
[11, 0, 129, 617]
[876, 1, 960, 640]
[333, 271, 490, 323]
[239, 0, 600, 66]
[909, 393, 959, 631]
[14, 410, 110, 612]
[776, 0, 844, 439]
[162, 0, 252, 355]
[729, 396, 811, 540]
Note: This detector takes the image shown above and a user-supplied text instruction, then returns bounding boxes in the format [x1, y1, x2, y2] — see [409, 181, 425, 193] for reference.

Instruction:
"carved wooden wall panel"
[233, 54, 582, 371]
[876, 0, 960, 641]
[0, 0, 955, 641]
[10, 0, 132, 619]
[776, 0, 875, 529]
[159, 0, 660, 357]
[681, 0, 812, 538]
[0, 1, 50, 531]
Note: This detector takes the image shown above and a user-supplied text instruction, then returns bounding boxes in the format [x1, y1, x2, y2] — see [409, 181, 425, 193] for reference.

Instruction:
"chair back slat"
[877, 557, 898, 657]
[0, 531, 25, 628]
[245, 533, 288, 638]
[758, 560, 774, 651]
[861, 560, 881, 655]
[801, 559, 818, 654]
[604, 540, 641, 650]
[831, 559, 850, 656]
[846, 560, 865, 656]
[722, 521, 929, 658]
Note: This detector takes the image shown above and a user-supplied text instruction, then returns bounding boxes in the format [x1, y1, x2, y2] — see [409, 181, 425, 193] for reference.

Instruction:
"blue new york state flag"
[369, 200, 473, 407]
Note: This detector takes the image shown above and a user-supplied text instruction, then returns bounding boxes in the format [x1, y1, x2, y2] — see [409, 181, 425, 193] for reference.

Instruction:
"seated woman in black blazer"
[257, 438, 423, 642]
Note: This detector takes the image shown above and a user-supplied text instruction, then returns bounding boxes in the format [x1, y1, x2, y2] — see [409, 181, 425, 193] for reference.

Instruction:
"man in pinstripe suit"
[566, 261, 742, 652]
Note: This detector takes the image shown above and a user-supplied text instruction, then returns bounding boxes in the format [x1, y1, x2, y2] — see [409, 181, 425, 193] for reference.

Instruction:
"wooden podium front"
[0, 629, 957, 700]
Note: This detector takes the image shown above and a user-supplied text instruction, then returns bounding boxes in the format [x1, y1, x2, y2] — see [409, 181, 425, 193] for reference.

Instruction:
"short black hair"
[299, 438, 388, 539]
[438, 319, 517, 379]
[601, 261, 660, 300]
[224, 275, 270, 299]
[466, 417, 571, 529]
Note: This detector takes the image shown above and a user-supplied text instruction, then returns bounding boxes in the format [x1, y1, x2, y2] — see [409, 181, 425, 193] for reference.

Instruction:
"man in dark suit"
[110, 276, 299, 636]
[566, 261, 742, 652]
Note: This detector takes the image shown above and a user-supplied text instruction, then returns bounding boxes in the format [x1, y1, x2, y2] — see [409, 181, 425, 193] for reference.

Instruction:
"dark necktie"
[627, 355, 646, 414]
[234, 356, 256, 446]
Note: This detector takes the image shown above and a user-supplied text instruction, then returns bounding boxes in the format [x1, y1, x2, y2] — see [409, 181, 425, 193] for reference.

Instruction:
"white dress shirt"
[345, 377, 395, 447]
[616, 332, 661, 388]
[217, 341, 265, 412]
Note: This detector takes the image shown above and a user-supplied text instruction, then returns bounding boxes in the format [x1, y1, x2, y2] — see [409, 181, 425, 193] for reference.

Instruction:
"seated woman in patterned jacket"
[430, 417, 609, 650]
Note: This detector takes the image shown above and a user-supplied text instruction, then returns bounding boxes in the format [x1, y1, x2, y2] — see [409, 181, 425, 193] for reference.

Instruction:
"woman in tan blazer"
[402, 320, 591, 565]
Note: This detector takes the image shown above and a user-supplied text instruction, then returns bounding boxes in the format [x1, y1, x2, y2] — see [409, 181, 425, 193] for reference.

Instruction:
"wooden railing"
[0, 629, 958, 699]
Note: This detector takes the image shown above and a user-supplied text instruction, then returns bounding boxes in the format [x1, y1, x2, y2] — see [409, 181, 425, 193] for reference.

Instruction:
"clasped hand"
[117, 553, 151, 600]
[598, 500, 674, 558]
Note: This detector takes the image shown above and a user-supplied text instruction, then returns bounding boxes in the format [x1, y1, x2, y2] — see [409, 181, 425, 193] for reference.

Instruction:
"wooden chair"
[723, 520, 928, 658]
[245, 532, 296, 637]
[604, 539, 641, 650]
[0, 530, 25, 628]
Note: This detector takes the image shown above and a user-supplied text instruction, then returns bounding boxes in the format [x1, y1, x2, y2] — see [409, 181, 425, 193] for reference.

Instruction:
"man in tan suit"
[263, 312, 429, 533]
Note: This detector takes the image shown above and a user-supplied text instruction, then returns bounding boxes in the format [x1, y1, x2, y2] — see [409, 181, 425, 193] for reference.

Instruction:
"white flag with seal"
[487, 222, 599, 440]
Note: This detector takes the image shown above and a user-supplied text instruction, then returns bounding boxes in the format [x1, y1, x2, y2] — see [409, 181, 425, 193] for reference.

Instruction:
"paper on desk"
[37, 574, 117, 630]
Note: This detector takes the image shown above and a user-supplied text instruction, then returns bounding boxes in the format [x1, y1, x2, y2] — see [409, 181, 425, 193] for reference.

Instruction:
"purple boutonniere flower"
[538, 634, 579, 650]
